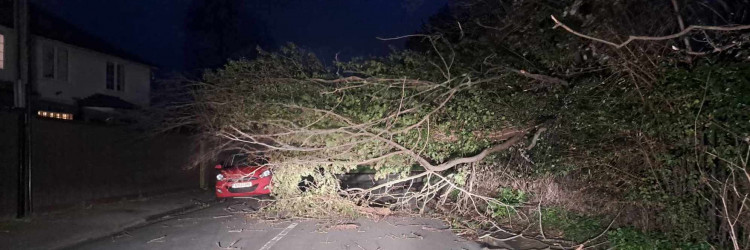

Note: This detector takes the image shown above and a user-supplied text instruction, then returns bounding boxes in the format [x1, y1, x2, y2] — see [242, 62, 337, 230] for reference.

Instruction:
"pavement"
[0, 189, 214, 250]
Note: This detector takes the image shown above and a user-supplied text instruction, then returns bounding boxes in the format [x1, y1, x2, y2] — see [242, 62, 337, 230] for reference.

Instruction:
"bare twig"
[670, 0, 693, 52]
[147, 235, 166, 243]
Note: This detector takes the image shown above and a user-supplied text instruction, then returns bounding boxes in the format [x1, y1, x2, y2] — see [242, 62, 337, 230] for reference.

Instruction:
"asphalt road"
[68, 199, 485, 250]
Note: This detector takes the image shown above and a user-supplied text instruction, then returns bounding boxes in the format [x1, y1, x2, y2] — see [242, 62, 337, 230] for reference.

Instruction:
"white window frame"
[41, 44, 69, 82]
[105, 61, 125, 92]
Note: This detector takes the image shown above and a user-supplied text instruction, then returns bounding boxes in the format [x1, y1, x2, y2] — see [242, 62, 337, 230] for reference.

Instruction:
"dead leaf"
[330, 223, 360, 231]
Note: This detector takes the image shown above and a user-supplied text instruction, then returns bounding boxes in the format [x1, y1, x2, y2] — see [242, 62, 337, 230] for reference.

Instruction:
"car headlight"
[259, 170, 271, 178]
[216, 174, 224, 181]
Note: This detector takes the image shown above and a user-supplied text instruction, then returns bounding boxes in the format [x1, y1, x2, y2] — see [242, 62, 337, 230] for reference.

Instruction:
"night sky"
[33, 0, 449, 71]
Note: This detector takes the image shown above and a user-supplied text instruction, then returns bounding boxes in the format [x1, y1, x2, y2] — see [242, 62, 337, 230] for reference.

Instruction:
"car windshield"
[230, 154, 250, 166]
[228, 153, 267, 167]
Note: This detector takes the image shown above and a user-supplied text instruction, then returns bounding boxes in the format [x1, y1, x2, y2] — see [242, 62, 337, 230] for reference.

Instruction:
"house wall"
[32, 36, 151, 108]
[0, 25, 18, 83]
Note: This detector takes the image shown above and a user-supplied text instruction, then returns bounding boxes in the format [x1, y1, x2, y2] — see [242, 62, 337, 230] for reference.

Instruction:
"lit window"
[37, 110, 73, 120]
[0, 33, 4, 69]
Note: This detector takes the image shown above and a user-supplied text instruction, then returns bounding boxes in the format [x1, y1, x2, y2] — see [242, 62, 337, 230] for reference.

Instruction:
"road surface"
[68, 199, 485, 250]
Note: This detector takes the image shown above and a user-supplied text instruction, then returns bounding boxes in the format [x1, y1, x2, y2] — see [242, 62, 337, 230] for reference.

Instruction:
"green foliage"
[540, 207, 603, 243]
[448, 168, 469, 186]
[539, 208, 711, 248]
[497, 187, 528, 205]
[608, 228, 711, 250]
[488, 187, 528, 218]
[516, 60, 749, 245]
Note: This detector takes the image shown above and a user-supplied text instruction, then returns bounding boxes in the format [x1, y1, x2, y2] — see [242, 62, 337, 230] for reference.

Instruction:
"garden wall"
[0, 112, 200, 218]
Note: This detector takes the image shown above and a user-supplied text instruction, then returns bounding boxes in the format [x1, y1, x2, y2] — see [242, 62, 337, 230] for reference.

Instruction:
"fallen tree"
[174, 1, 750, 248]
[187, 43, 553, 218]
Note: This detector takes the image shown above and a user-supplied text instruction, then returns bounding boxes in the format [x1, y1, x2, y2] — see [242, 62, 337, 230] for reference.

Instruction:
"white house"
[0, 7, 152, 120]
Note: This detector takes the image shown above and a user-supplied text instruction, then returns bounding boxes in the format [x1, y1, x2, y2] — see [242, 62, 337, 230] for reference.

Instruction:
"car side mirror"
[214, 164, 222, 170]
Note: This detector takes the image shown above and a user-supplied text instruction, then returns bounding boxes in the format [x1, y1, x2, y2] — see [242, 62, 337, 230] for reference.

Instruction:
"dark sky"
[33, 0, 449, 70]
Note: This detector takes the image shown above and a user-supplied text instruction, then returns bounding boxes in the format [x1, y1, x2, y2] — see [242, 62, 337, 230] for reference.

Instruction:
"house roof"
[30, 5, 154, 67]
[0, 2, 153, 67]
[78, 94, 138, 110]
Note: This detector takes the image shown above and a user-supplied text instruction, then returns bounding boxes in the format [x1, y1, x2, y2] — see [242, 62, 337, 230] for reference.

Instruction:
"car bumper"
[215, 179, 271, 198]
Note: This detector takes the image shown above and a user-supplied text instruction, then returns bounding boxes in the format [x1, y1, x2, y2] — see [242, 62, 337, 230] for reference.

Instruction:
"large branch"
[377, 129, 539, 172]
[550, 15, 750, 50]
[429, 133, 525, 171]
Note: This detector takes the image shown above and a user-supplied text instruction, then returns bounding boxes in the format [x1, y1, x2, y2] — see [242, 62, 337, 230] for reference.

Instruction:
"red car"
[215, 154, 272, 198]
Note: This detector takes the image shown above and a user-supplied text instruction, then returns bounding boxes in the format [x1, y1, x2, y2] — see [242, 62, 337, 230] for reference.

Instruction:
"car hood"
[221, 166, 265, 178]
